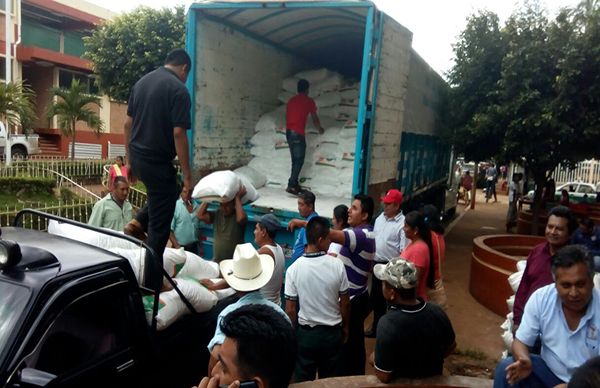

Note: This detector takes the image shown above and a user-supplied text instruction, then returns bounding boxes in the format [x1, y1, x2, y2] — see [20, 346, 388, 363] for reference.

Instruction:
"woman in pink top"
[423, 205, 447, 308]
[400, 210, 434, 301]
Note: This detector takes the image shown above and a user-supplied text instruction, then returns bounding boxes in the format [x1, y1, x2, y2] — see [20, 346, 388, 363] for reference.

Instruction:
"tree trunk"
[70, 121, 76, 161]
[530, 172, 546, 235]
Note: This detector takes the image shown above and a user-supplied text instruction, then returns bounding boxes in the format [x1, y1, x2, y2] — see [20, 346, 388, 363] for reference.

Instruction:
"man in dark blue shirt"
[124, 49, 193, 291]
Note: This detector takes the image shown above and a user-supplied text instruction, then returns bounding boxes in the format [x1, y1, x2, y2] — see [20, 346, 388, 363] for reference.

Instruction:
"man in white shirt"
[285, 216, 350, 382]
[367, 188, 406, 338]
[494, 245, 600, 387]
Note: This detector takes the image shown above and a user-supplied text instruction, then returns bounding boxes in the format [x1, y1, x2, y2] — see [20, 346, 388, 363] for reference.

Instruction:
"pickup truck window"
[0, 282, 30, 366]
[20, 281, 137, 383]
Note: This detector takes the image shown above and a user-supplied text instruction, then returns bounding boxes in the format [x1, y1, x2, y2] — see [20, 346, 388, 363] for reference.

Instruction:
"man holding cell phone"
[194, 304, 296, 388]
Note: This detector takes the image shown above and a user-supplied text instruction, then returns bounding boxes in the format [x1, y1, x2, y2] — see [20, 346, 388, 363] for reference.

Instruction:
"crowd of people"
[84, 49, 600, 387]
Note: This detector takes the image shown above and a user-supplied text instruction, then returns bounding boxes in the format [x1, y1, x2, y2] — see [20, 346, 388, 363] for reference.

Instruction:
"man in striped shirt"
[328, 194, 376, 375]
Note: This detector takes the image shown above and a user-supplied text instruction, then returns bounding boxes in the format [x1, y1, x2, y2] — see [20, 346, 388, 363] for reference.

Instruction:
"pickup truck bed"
[0, 213, 237, 388]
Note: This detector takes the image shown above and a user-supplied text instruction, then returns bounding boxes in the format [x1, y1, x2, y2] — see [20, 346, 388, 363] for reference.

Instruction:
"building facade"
[2, 0, 127, 158]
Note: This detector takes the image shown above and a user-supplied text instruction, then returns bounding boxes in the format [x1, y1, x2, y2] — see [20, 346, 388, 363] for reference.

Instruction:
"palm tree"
[0, 81, 37, 133]
[46, 79, 103, 160]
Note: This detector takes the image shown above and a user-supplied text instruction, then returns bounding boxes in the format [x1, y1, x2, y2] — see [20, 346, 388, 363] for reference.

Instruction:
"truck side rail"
[12, 209, 198, 333]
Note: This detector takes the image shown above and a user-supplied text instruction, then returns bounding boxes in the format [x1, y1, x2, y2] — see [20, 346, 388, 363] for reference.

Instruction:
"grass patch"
[453, 348, 490, 361]
[0, 191, 61, 209]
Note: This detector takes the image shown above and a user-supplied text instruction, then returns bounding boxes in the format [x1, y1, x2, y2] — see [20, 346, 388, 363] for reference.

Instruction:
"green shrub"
[0, 176, 55, 194]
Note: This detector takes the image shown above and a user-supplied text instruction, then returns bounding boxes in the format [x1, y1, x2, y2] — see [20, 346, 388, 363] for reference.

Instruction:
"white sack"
[163, 247, 187, 277]
[502, 329, 514, 349]
[282, 77, 300, 93]
[278, 90, 294, 104]
[315, 92, 342, 108]
[320, 127, 342, 143]
[178, 251, 220, 279]
[113, 247, 144, 283]
[48, 220, 139, 250]
[516, 260, 527, 272]
[313, 73, 344, 94]
[508, 270, 523, 293]
[340, 88, 359, 101]
[236, 173, 260, 203]
[152, 278, 218, 330]
[234, 166, 267, 189]
[255, 108, 286, 132]
[192, 171, 241, 203]
[313, 142, 340, 160]
[294, 68, 332, 83]
[506, 295, 515, 312]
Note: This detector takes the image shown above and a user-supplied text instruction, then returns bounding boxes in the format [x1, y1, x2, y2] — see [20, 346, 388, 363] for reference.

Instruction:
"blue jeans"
[493, 355, 563, 388]
[286, 129, 306, 188]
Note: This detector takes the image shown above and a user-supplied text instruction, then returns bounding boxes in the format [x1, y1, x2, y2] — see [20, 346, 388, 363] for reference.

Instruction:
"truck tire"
[11, 145, 27, 161]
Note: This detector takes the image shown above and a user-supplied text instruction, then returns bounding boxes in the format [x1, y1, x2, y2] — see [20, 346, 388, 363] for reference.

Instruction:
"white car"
[526, 181, 597, 202]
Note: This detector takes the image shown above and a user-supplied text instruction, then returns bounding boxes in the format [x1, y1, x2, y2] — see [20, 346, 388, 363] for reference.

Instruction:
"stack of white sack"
[48, 221, 235, 330]
[500, 260, 527, 358]
[249, 68, 360, 198]
[192, 169, 261, 204]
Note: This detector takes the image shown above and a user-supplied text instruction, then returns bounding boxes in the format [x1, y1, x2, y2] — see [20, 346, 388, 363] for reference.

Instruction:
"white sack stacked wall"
[248, 68, 359, 198]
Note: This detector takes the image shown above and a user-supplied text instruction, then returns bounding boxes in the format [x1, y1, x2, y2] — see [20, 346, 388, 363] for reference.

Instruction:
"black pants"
[369, 274, 386, 334]
[286, 129, 306, 189]
[339, 291, 369, 376]
[130, 153, 178, 291]
[295, 325, 342, 382]
[183, 241, 200, 255]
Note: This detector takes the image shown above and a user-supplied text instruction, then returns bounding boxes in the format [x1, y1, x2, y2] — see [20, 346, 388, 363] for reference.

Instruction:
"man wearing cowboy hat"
[207, 243, 289, 373]
[369, 257, 456, 383]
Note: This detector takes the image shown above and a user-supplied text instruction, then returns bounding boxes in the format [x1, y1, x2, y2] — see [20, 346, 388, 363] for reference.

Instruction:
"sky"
[86, 0, 582, 77]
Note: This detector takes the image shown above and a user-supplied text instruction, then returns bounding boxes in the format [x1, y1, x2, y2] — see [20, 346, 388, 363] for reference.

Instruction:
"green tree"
[448, 1, 600, 231]
[0, 81, 37, 133]
[553, 0, 600, 159]
[446, 10, 507, 161]
[46, 79, 103, 160]
[84, 6, 186, 102]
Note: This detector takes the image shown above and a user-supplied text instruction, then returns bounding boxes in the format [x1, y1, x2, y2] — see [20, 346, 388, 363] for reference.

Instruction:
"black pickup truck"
[0, 210, 235, 388]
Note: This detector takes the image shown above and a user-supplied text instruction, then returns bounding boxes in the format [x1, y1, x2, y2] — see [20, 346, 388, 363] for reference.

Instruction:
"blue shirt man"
[571, 219, 600, 258]
[169, 186, 200, 252]
[289, 190, 318, 265]
[494, 245, 600, 387]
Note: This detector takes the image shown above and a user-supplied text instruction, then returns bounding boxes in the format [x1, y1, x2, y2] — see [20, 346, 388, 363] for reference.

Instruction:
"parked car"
[525, 181, 597, 203]
[0, 122, 41, 160]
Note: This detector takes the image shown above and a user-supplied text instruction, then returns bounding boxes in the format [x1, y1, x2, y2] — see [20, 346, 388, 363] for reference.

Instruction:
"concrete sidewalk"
[444, 189, 508, 360]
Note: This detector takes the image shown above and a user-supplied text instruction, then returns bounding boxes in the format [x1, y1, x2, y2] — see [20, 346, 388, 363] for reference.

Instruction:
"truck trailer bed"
[250, 186, 351, 218]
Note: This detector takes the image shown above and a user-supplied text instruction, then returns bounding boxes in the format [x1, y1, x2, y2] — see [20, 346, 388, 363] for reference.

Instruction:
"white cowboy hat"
[219, 243, 274, 292]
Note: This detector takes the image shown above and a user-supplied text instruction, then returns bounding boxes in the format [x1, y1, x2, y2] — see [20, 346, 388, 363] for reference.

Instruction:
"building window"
[0, 57, 6, 82]
[58, 69, 99, 95]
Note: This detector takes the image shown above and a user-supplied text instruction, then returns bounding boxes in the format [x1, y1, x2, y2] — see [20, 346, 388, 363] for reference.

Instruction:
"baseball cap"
[255, 213, 281, 234]
[373, 257, 417, 289]
[382, 189, 403, 205]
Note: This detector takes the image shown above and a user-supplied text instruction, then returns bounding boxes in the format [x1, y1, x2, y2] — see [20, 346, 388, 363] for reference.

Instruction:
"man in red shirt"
[285, 79, 324, 195]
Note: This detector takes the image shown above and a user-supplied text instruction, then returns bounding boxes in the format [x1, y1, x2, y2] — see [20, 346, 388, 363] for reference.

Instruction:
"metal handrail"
[12, 209, 197, 333]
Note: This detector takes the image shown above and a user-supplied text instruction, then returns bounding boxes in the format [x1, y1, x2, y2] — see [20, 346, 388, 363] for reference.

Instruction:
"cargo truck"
[185, 1, 457, 258]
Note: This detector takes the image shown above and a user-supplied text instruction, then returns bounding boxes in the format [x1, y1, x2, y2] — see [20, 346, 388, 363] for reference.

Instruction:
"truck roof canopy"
[189, 1, 373, 77]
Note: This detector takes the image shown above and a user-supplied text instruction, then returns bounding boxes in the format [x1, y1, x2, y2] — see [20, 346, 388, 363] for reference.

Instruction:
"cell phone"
[219, 381, 258, 388]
